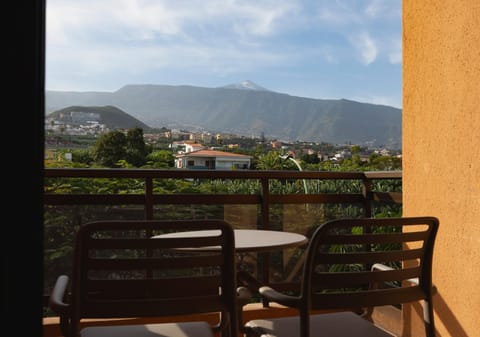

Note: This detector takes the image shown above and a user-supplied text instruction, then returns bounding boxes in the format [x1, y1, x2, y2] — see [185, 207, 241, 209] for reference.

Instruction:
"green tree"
[351, 145, 361, 154]
[125, 127, 148, 167]
[256, 150, 285, 170]
[146, 150, 175, 168]
[94, 130, 127, 167]
[71, 148, 95, 165]
[301, 153, 320, 164]
[369, 154, 401, 170]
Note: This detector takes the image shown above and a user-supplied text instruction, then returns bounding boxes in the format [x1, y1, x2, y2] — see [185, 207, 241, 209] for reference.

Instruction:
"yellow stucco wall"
[403, 1, 480, 336]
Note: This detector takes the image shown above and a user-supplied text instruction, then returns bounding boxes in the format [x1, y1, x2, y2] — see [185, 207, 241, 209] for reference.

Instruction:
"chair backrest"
[69, 219, 238, 336]
[301, 217, 439, 312]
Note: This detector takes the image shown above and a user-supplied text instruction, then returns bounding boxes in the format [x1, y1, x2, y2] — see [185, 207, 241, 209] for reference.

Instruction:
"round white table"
[152, 228, 308, 306]
[152, 229, 308, 253]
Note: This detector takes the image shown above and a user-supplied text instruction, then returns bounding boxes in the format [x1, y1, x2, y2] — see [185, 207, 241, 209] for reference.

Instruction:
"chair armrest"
[237, 286, 253, 307]
[360, 263, 397, 320]
[236, 286, 253, 334]
[371, 263, 394, 272]
[48, 275, 70, 315]
[371, 263, 437, 295]
[259, 286, 300, 308]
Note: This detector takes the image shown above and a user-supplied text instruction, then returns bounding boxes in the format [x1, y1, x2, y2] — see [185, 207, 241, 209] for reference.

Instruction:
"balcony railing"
[43, 168, 402, 310]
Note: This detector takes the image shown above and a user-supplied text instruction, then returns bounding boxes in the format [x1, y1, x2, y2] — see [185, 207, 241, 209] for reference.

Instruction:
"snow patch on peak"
[221, 80, 270, 91]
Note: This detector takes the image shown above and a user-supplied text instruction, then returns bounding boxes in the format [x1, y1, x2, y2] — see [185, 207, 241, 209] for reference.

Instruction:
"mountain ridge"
[46, 83, 402, 149]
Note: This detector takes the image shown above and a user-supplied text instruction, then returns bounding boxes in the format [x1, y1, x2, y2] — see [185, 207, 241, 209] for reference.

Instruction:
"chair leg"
[423, 298, 435, 337]
[360, 306, 375, 322]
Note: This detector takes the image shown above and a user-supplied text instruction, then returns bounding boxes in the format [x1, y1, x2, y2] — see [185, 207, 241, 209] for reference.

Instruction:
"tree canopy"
[93, 127, 151, 167]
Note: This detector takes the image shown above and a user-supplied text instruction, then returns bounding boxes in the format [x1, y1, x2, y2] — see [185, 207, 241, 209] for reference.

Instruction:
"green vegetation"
[43, 127, 402, 309]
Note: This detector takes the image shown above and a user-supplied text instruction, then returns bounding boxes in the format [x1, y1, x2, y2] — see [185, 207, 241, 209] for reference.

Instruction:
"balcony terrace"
[43, 168, 403, 336]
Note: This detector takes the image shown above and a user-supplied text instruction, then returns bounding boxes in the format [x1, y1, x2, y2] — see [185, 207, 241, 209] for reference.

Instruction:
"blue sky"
[46, 0, 402, 108]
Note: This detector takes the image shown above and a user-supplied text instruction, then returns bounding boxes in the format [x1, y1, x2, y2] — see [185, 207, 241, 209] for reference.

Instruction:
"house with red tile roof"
[175, 149, 252, 170]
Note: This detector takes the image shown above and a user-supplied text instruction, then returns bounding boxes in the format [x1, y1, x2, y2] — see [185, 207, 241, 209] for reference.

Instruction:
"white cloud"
[46, 0, 302, 73]
[47, 0, 301, 46]
[46, 34, 291, 91]
[351, 32, 378, 65]
[365, 0, 401, 18]
[223, 1, 302, 37]
[365, 0, 386, 18]
[388, 37, 402, 64]
[312, 1, 401, 66]
[47, 0, 195, 45]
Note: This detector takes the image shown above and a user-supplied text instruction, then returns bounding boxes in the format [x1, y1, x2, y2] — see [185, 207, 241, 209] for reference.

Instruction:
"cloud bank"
[46, 0, 402, 108]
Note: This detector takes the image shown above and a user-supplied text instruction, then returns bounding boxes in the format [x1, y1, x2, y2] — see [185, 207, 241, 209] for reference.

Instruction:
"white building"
[175, 149, 252, 170]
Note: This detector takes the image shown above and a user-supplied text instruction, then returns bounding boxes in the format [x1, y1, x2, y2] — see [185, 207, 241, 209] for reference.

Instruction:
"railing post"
[260, 178, 270, 230]
[260, 177, 270, 307]
[145, 177, 154, 220]
[362, 176, 373, 218]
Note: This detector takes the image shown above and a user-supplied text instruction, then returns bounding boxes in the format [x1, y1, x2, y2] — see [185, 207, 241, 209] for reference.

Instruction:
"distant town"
[45, 112, 401, 170]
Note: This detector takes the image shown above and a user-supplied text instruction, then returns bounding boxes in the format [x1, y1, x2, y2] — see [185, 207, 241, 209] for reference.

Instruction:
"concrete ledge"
[371, 305, 402, 336]
[43, 303, 401, 337]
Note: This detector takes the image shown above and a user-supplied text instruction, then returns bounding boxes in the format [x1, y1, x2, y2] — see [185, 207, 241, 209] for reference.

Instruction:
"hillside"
[46, 83, 402, 149]
[47, 105, 151, 131]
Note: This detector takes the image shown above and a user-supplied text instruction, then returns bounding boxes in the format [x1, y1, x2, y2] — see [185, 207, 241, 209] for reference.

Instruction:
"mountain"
[45, 82, 402, 149]
[47, 105, 151, 131]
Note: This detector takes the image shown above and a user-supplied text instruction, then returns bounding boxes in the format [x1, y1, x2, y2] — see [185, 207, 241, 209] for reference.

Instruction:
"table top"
[152, 229, 308, 253]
